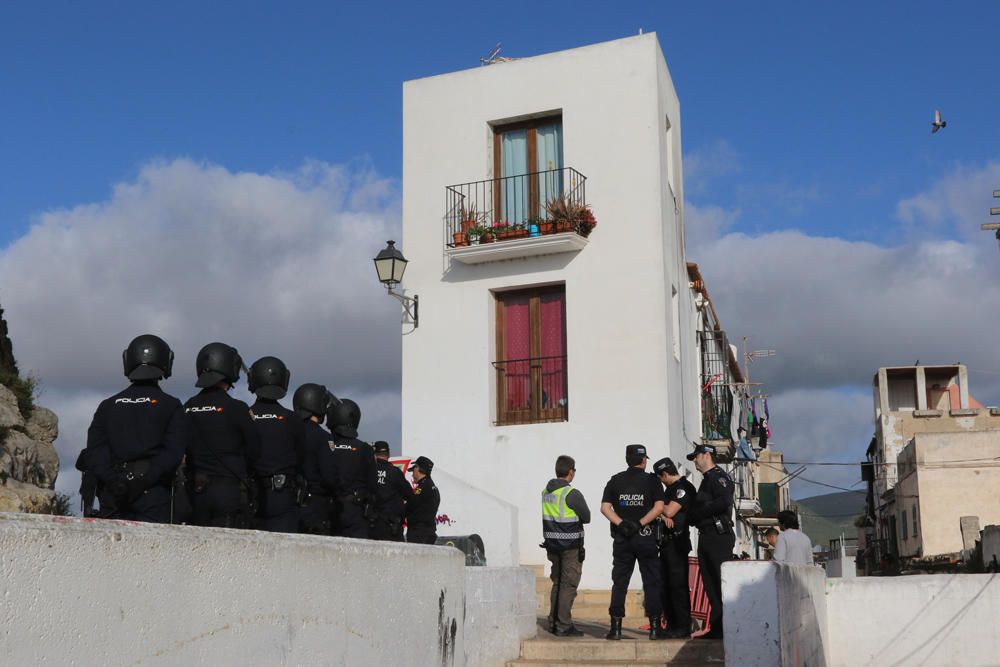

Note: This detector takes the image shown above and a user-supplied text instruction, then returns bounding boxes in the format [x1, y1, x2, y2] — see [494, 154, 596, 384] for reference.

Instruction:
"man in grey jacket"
[542, 455, 591, 636]
[774, 510, 814, 565]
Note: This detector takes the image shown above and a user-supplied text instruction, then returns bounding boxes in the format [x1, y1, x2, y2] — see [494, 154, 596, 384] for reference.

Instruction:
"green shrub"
[0, 370, 36, 418]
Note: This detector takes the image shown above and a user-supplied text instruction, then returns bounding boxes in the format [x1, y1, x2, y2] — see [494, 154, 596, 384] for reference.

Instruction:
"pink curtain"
[539, 292, 566, 407]
[503, 295, 530, 410]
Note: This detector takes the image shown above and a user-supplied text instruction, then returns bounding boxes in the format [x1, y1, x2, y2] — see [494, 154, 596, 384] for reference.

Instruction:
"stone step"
[536, 589, 646, 619]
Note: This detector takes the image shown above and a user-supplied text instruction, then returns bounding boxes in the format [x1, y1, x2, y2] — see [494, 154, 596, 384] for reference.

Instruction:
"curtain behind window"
[501, 130, 528, 224]
[502, 294, 531, 410]
[539, 291, 566, 407]
[536, 123, 564, 218]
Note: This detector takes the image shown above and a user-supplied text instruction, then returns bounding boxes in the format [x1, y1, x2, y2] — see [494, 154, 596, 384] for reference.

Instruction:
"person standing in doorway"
[542, 454, 591, 637]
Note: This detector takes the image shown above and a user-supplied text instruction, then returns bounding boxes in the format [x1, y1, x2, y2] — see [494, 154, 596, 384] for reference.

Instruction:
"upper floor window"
[493, 284, 568, 425]
[493, 116, 563, 224]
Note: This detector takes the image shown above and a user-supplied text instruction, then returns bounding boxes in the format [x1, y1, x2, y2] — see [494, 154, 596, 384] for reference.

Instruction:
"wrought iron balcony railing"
[700, 330, 734, 443]
[492, 355, 568, 425]
[445, 167, 587, 248]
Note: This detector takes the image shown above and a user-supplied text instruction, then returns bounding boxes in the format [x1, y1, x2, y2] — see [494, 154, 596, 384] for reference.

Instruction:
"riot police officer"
[686, 443, 735, 639]
[82, 334, 187, 523]
[653, 457, 697, 639]
[325, 398, 377, 538]
[292, 383, 339, 535]
[405, 456, 440, 544]
[600, 444, 667, 641]
[184, 342, 261, 528]
[247, 356, 301, 533]
[371, 441, 412, 541]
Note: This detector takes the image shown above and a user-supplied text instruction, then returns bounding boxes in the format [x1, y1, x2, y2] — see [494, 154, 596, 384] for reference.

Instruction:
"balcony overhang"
[446, 232, 588, 265]
[737, 498, 762, 517]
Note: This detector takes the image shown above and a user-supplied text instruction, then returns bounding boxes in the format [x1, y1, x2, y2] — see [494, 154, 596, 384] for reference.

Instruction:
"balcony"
[444, 167, 591, 264]
[732, 459, 761, 517]
[700, 330, 735, 460]
[492, 355, 568, 425]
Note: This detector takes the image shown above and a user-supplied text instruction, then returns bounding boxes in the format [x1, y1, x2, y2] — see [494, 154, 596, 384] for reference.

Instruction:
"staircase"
[511, 565, 724, 666]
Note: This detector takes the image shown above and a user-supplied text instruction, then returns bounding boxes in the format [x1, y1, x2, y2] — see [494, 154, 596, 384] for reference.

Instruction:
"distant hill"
[793, 491, 866, 551]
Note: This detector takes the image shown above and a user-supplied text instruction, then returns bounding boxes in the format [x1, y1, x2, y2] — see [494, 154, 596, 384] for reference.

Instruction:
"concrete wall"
[827, 574, 1000, 667]
[464, 567, 536, 667]
[775, 564, 828, 667]
[434, 468, 520, 567]
[401, 33, 696, 589]
[0, 513, 534, 667]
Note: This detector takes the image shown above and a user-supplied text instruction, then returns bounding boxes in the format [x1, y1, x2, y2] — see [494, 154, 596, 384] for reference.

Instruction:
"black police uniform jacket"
[689, 466, 735, 530]
[85, 381, 188, 486]
[663, 476, 697, 535]
[329, 432, 378, 499]
[299, 420, 339, 495]
[374, 458, 413, 519]
[249, 399, 302, 479]
[406, 476, 440, 529]
[184, 387, 260, 480]
[601, 467, 662, 537]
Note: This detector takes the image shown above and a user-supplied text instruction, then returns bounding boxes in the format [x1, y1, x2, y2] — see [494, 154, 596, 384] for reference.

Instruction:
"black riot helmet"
[194, 342, 245, 388]
[122, 334, 174, 381]
[327, 397, 361, 437]
[248, 356, 291, 400]
[292, 383, 331, 421]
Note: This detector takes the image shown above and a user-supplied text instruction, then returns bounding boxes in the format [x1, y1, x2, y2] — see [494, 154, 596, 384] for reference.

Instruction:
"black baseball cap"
[686, 444, 717, 460]
[653, 457, 677, 475]
[408, 455, 434, 473]
[373, 441, 390, 454]
[625, 444, 648, 459]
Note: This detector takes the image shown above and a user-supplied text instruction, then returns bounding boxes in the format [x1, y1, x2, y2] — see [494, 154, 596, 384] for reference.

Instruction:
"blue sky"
[3, 2, 998, 245]
[2, 2, 999, 505]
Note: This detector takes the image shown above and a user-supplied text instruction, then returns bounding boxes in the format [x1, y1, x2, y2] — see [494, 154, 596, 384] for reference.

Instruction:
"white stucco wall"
[721, 561, 781, 667]
[434, 467, 519, 567]
[401, 33, 696, 589]
[0, 513, 538, 667]
[827, 574, 1000, 667]
[464, 567, 536, 667]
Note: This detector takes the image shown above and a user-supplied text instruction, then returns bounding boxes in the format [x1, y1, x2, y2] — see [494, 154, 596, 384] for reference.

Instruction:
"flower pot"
[539, 222, 555, 235]
[555, 220, 574, 233]
[460, 220, 477, 234]
[497, 231, 514, 241]
[480, 233, 495, 243]
[512, 229, 529, 239]
[452, 231, 469, 247]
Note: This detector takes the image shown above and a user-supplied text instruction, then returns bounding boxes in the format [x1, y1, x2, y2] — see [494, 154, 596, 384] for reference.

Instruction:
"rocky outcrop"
[0, 386, 59, 514]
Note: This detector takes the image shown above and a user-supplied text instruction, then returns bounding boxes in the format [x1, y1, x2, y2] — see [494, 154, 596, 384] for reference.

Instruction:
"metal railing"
[492, 355, 568, 425]
[445, 167, 587, 248]
[700, 330, 733, 441]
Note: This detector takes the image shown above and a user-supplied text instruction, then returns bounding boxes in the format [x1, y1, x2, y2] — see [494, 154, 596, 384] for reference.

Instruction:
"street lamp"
[373, 240, 418, 328]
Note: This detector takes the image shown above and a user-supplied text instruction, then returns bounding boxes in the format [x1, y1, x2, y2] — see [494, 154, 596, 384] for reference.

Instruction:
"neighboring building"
[860, 364, 1000, 573]
[399, 34, 701, 588]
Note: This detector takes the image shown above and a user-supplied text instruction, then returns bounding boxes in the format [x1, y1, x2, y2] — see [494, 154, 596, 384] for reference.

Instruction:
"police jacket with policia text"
[184, 387, 261, 480]
[541, 478, 591, 551]
[85, 381, 188, 486]
[299, 420, 340, 495]
[249, 398, 302, 479]
[374, 458, 412, 519]
[328, 430, 378, 500]
[406, 475, 440, 530]
[602, 468, 662, 538]
[689, 466, 735, 531]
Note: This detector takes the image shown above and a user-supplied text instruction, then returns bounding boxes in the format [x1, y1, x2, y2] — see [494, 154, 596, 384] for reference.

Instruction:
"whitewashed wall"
[434, 467, 519, 566]
[401, 33, 695, 589]
[464, 567, 536, 667]
[0, 513, 536, 667]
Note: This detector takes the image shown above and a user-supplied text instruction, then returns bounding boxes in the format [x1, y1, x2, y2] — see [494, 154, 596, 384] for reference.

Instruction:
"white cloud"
[896, 161, 1000, 240]
[684, 139, 742, 197]
[0, 158, 405, 505]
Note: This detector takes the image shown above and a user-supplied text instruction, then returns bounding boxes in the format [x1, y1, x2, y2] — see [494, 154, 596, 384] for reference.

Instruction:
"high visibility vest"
[541, 484, 583, 550]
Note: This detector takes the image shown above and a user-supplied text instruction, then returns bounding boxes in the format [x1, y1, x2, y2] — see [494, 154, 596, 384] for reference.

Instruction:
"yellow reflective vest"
[542, 484, 584, 550]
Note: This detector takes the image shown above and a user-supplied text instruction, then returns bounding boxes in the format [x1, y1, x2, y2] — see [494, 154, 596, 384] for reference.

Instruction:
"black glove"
[617, 519, 640, 538]
[110, 472, 146, 502]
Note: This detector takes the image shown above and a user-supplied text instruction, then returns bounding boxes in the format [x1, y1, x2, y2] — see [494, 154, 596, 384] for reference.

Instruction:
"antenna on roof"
[481, 42, 515, 66]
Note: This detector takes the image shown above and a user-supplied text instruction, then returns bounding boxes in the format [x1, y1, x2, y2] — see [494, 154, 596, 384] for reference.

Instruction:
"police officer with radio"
[326, 398, 377, 538]
[83, 334, 187, 523]
[687, 443, 735, 639]
[653, 457, 697, 639]
[292, 383, 340, 535]
[405, 456, 440, 544]
[247, 356, 301, 533]
[371, 441, 412, 541]
[185, 342, 261, 528]
[600, 444, 668, 641]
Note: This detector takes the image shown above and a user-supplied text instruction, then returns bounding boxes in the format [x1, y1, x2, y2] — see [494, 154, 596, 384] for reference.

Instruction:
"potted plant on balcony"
[452, 230, 469, 247]
[477, 225, 495, 243]
[511, 223, 530, 239]
[493, 222, 515, 241]
[538, 218, 556, 235]
[576, 207, 598, 238]
[545, 195, 583, 233]
[460, 205, 481, 235]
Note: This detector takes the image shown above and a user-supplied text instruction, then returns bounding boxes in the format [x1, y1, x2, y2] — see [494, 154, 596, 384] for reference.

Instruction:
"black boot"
[605, 617, 623, 641]
[649, 616, 669, 640]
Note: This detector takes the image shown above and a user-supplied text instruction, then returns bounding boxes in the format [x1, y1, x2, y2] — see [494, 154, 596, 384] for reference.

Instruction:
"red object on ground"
[689, 556, 713, 633]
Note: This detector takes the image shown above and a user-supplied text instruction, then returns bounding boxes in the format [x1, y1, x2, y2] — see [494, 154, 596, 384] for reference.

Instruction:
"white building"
[399, 34, 702, 588]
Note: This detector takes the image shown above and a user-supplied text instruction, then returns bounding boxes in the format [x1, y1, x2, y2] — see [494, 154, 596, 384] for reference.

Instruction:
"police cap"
[373, 440, 390, 454]
[408, 455, 434, 474]
[686, 443, 717, 461]
[653, 457, 678, 476]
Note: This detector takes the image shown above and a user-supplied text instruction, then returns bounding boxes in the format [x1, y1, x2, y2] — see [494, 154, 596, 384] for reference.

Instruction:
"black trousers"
[370, 514, 404, 541]
[407, 525, 437, 544]
[660, 536, 692, 631]
[113, 484, 171, 523]
[333, 499, 369, 539]
[299, 495, 335, 535]
[255, 487, 299, 533]
[609, 533, 661, 618]
[698, 529, 735, 635]
[191, 476, 248, 528]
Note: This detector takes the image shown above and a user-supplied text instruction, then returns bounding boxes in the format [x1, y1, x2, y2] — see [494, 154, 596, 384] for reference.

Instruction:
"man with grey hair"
[542, 454, 591, 636]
